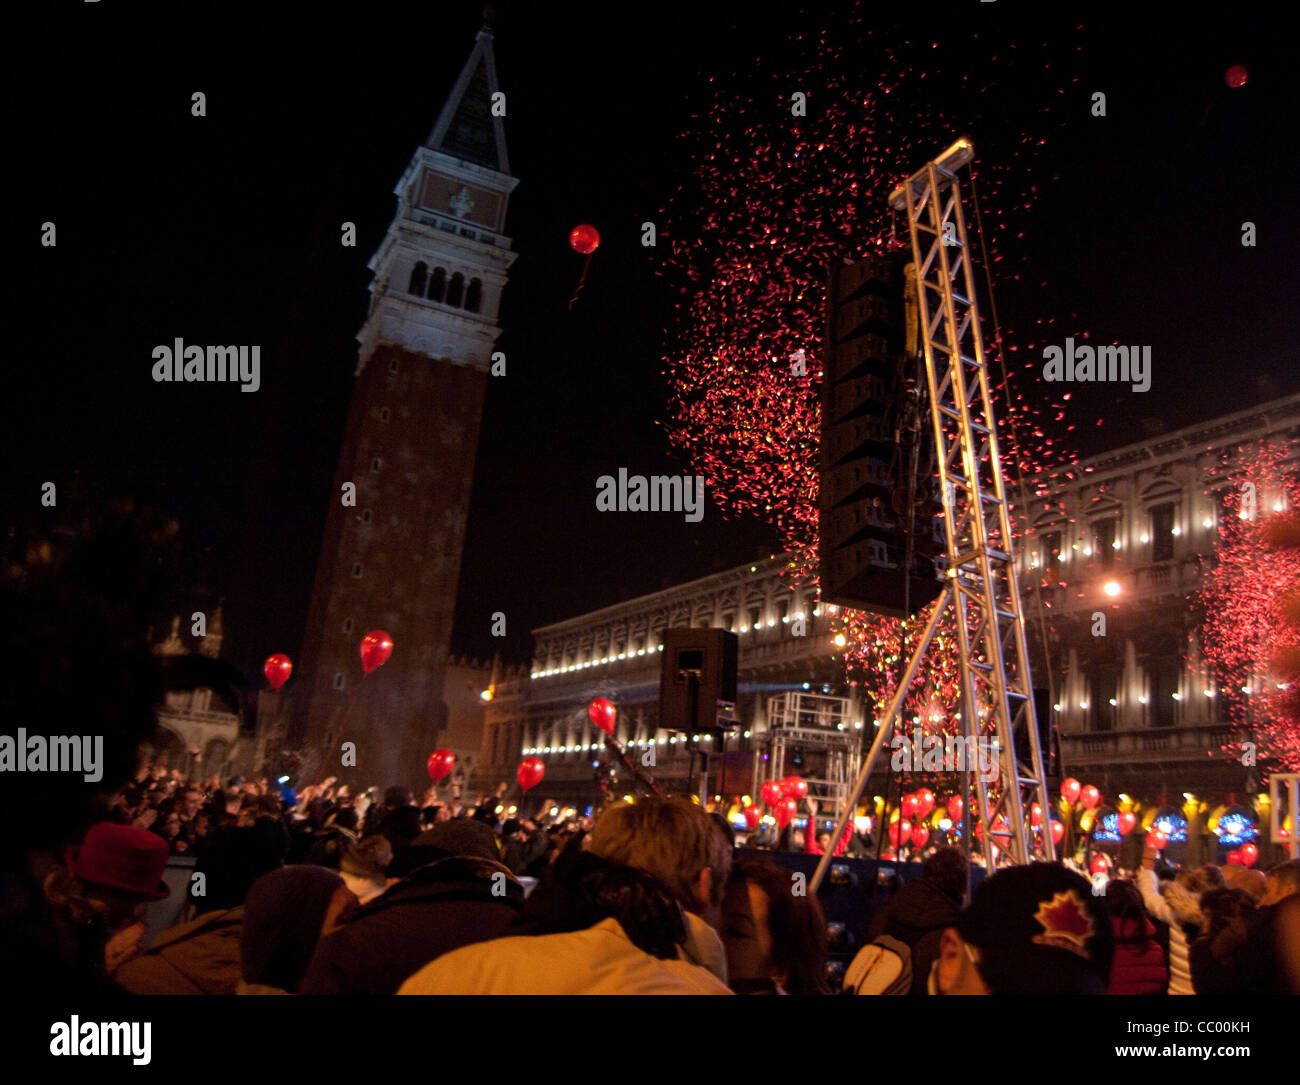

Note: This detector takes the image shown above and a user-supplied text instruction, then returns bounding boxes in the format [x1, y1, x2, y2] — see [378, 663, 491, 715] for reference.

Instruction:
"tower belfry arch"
[812, 138, 1055, 893]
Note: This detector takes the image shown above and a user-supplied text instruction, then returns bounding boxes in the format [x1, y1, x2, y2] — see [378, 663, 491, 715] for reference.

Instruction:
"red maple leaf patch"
[1031, 890, 1094, 960]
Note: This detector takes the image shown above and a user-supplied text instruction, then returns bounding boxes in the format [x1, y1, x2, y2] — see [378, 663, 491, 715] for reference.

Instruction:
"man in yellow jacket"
[399, 797, 733, 995]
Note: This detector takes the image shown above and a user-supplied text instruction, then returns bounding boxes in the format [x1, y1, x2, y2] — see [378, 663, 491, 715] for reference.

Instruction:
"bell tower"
[290, 26, 518, 790]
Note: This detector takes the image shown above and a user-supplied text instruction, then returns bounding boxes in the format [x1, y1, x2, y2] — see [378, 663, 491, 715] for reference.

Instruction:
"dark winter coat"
[1107, 915, 1167, 995]
[865, 876, 962, 995]
[114, 907, 244, 995]
[298, 855, 524, 995]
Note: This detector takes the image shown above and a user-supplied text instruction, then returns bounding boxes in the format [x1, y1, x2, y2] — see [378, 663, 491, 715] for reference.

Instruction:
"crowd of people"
[21, 765, 1300, 995]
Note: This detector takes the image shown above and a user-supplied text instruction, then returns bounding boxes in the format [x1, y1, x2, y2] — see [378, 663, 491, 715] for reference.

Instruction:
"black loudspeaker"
[659, 628, 738, 732]
[819, 252, 944, 618]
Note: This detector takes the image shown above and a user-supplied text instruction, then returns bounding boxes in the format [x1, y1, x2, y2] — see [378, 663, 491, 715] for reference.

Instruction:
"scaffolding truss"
[812, 138, 1056, 893]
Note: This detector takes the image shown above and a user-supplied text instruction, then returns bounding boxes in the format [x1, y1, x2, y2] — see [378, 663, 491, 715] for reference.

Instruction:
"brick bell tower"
[289, 25, 517, 791]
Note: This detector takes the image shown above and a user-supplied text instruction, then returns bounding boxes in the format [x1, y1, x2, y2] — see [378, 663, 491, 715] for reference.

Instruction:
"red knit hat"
[71, 823, 171, 901]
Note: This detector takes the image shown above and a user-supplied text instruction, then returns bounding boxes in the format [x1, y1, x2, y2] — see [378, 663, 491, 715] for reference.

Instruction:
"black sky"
[8, 2, 1298, 689]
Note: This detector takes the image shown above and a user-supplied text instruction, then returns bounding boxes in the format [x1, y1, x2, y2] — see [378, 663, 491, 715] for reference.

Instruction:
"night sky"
[8, 2, 1297, 692]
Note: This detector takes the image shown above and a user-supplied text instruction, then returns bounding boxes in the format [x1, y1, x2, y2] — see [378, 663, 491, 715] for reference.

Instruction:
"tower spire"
[426, 24, 509, 174]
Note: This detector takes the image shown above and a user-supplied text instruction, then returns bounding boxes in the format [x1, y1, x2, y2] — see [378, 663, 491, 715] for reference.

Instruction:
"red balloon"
[1080, 785, 1101, 810]
[1224, 65, 1248, 89]
[1090, 854, 1111, 876]
[264, 653, 293, 690]
[517, 756, 545, 792]
[742, 805, 762, 830]
[774, 798, 797, 830]
[900, 793, 919, 819]
[911, 823, 930, 849]
[569, 224, 600, 255]
[914, 789, 935, 818]
[888, 820, 912, 847]
[946, 795, 964, 822]
[359, 630, 394, 675]
[1061, 777, 1081, 804]
[1118, 811, 1138, 836]
[760, 780, 784, 807]
[1239, 842, 1258, 867]
[1148, 830, 1168, 850]
[587, 697, 617, 735]
[1226, 849, 1243, 866]
[1030, 802, 1043, 828]
[1050, 821, 1066, 845]
[426, 749, 455, 782]
[782, 776, 808, 801]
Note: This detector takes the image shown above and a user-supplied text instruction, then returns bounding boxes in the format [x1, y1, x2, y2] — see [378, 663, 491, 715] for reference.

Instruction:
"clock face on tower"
[419, 169, 500, 230]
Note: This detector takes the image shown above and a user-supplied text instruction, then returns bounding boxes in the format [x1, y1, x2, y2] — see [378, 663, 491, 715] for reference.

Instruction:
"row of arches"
[408, 262, 482, 313]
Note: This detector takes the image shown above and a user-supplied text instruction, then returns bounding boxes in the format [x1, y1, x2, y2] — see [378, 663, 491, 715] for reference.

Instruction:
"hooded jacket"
[298, 854, 523, 995]
[865, 877, 962, 995]
[1136, 869, 1204, 995]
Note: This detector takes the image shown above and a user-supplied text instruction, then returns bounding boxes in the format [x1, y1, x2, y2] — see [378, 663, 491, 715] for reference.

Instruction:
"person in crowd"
[191, 799, 290, 913]
[41, 822, 172, 985]
[151, 803, 191, 855]
[339, 835, 393, 906]
[584, 795, 732, 981]
[1135, 843, 1221, 994]
[298, 820, 524, 994]
[721, 855, 830, 994]
[1104, 879, 1168, 995]
[802, 799, 853, 857]
[500, 818, 548, 875]
[115, 901, 246, 995]
[298, 806, 359, 869]
[179, 786, 205, 831]
[1199, 859, 1300, 995]
[777, 825, 807, 854]
[524, 823, 578, 878]
[863, 846, 967, 995]
[238, 867, 357, 994]
[398, 838, 731, 995]
[928, 864, 1114, 995]
[1188, 887, 1257, 995]
[1221, 863, 1267, 902]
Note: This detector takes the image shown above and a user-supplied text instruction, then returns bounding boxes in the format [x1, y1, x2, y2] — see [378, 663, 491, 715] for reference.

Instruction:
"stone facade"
[478, 394, 1300, 812]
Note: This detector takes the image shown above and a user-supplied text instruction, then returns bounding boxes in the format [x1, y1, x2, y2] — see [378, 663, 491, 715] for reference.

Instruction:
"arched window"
[428, 267, 446, 303]
[408, 261, 428, 296]
[465, 278, 483, 313]
[446, 273, 464, 308]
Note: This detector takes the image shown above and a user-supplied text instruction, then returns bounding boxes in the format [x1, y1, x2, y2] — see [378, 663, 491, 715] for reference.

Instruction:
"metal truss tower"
[812, 138, 1056, 893]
